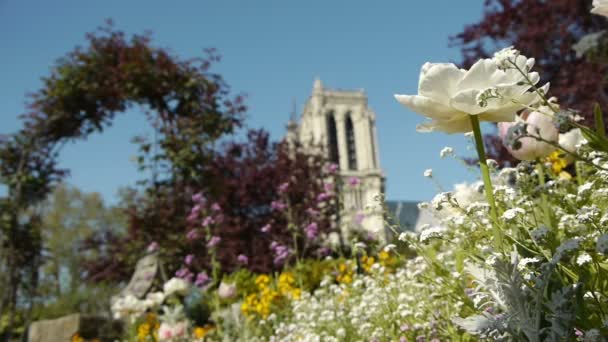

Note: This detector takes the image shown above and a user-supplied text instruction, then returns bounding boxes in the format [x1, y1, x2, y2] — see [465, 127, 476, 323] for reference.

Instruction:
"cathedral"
[288, 79, 388, 241]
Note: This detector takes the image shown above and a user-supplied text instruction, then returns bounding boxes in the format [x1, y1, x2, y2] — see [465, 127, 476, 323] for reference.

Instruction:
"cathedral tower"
[295, 79, 386, 240]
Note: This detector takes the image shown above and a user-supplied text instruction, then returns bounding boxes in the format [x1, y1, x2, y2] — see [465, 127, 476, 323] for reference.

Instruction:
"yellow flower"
[193, 325, 215, 339]
[71, 334, 84, 342]
[255, 274, 271, 289]
[137, 323, 151, 341]
[547, 150, 569, 174]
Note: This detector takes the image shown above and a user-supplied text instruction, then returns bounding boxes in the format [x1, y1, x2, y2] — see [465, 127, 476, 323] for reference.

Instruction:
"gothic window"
[346, 114, 357, 170]
[326, 111, 339, 166]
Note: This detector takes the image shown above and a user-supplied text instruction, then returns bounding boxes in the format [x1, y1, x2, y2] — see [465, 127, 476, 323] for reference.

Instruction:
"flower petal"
[418, 63, 466, 106]
[394, 94, 462, 120]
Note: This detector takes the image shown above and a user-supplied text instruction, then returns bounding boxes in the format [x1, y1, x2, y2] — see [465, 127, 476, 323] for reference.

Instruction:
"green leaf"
[594, 103, 605, 138]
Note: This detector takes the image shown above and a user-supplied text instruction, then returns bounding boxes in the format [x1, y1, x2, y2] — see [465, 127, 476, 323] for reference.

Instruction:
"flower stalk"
[469, 114, 502, 249]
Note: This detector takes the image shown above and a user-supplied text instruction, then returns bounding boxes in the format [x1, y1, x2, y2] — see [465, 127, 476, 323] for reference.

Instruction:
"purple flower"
[237, 254, 249, 265]
[278, 182, 289, 193]
[194, 272, 210, 287]
[192, 192, 205, 203]
[207, 236, 221, 248]
[316, 192, 331, 202]
[348, 177, 360, 186]
[260, 223, 272, 233]
[354, 211, 365, 225]
[186, 229, 199, 240]
[400, 324, 410, 332]
[271, 243, 290, 266]
[184, 254, 194, 265]
[399, 338, 408, 342]
[202, 216, 214, 227]
[211, 202, 222, 212]
[175, 267, 193, 282]
[270, 241, 279, 250]
[146, 241, 159, 253]
[271, 200, 287, 211]
[305, 222, 319, 240]
[327, 163, 339, 174]
[317, 247, 331, 257]
[574, 328, 584, 337]
[323, 182, 334, 192]
[306, 207, 319, 217]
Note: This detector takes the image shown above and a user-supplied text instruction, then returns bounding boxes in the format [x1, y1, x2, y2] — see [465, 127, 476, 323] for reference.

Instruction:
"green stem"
[535, 161, 554, 229]
[469, 115, 502, 250]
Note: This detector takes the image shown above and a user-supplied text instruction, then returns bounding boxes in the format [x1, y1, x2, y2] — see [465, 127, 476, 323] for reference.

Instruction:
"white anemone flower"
[592, 0, 608, 17]
[395, 51, 548, 134]
[163, 277, 190, 297]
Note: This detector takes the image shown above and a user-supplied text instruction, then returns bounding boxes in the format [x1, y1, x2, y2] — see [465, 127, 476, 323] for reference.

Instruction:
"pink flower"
[260, 223, 272, 233]
[146, 242, 159, 253]
[271, 201, 287, 211]
[498, 105, 558, 161]
[211, 202, 222, 212]
[327, 163, 339, 174]
[316, 192, 331, 202]
[186, 229, 199, 240]
[202, 216, 214, 227]
[192, 192, 204, 203]
[348, 177, 360, 186]
[184, 254, 194, 265]
[207, 236, 221, 248]
[278, 182, 289, 193]
[195, 272, 210, 287]
[237, 254, 249, 265]
[306, 207, 320, 217]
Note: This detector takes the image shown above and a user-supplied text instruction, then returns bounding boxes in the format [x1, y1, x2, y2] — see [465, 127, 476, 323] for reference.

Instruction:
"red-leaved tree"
[451, 0, 608, 165]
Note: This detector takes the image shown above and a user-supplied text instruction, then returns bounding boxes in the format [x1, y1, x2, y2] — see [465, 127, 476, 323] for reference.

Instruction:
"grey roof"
[385, 200, 420, 232]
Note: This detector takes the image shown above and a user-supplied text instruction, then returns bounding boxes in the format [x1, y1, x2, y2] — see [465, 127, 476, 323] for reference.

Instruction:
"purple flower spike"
[305, 222, 319, 240]
[195, 272, 210, 287]
[237, 254, 249, 265]
[207, 236, 221, 248]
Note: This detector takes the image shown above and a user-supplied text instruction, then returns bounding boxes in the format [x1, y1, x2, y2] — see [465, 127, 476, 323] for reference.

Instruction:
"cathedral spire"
[313, 77, 323, 94]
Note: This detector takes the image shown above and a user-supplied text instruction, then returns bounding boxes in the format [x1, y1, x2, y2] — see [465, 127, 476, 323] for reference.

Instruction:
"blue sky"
[0, 0, 491, 203]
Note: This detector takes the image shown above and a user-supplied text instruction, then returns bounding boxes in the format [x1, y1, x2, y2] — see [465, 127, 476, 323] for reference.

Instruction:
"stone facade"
[289, 79, 386, 240]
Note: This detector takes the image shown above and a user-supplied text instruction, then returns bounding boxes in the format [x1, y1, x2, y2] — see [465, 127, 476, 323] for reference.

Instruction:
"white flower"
[395, 52, 548, 134]
[592, 0, 608, 17]
[440, 146, 455, 158]
[383, 244, 397, 252]
[398, 231, 415, 242]
[517, 257, 540, 271]
[502, 208, 525, 221]
[578, 181, 595, 196]
[423, 169, 433, 178]
[419, 226, 447, 243]
[573, 31, 606, 58]
[576, 253, 592, 266]
[111, 295, 149, 320]
[218, 282, 237, 299]
[163, 277, 190, 297]
[146, 291, 165, 307]
[492, 46, 520, 70]
[158, 321, 188, 341]
[559, 128, 586, 162]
